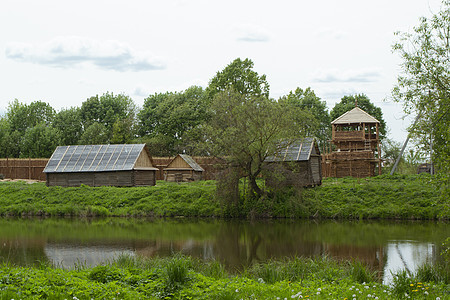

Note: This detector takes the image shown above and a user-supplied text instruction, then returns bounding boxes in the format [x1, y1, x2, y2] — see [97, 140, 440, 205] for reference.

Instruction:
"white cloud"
[234, 24, 270, 42]
[312, 68, 382, 83]
[5, 36, 166, 72]
[315, 28, 348, 40]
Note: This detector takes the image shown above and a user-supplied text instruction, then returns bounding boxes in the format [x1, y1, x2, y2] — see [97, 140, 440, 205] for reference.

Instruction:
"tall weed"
[349, 260, 377, 283]
[164, 254, 192, 287]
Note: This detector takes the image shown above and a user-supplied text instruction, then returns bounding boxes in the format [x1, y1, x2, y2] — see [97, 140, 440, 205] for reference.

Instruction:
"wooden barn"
[163, 154, 204, 182]
[44, 144, 158, 187]
[322, 107, 382, 178]
[264, 138, 322, 187]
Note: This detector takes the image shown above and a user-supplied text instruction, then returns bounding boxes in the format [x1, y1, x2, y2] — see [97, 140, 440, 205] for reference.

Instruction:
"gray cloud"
[312, 69, 382, 83]
[133, 87, 150, 97]
[5, 37, 166, 72]
[235, 24, 270, 42]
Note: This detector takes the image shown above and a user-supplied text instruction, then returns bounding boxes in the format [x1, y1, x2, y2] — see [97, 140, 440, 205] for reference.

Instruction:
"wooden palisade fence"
[0, 157, 225, 182]
[0, 158, 48, 181]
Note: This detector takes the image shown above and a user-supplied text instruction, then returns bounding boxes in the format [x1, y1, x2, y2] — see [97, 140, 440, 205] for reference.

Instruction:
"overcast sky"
[1, 0, 444, 143]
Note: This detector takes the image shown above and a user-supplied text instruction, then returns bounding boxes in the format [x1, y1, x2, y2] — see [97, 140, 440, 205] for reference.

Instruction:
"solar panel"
[264, 138, 315, 162]
[44, 144, 147, 173]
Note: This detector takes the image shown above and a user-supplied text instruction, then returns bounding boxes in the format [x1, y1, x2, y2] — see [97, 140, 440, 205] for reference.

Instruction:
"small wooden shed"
[264, 138, 322, 187]
[44, 144, 158, 187]
[163, 154, 204, 182]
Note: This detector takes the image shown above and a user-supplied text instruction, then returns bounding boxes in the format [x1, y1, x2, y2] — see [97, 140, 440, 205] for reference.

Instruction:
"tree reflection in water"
[0, 218, 447, 283]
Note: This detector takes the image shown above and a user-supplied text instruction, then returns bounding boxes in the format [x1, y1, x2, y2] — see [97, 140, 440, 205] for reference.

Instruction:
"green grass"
[0, 255, 447, 299]
[0, 180, 220, 218]
[0, 174, 448, 219]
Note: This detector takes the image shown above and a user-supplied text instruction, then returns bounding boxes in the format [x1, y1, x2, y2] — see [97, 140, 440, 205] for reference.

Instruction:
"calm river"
[0, 218, 448, 284]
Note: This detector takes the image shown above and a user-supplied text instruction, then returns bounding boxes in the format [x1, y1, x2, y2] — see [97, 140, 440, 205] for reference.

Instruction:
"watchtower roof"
[331, 107, 379, 125]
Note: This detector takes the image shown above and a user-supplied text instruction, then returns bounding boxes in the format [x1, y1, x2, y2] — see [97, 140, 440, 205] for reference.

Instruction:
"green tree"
[0, 117, 12, 157]
[20, 123, 60, 158]
[392, 0, 450, 176]
[6, 100, 55, 133]
[3, 100, 56, 157]
[111, 118, 135, 144]
[279, 87, 331, 151]
[206, 58, 270, 100]
[137, 86, 208, 155]
[78, 122, 109, 145]
[205, 89, 304, 198]
[53, 107, 83, 146]
[330, 94, 387, 138]
[80, 95, 102, 128]
[80, 92, 136, 139]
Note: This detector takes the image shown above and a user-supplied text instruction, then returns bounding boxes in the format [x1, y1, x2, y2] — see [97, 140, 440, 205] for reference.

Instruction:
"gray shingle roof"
[179, 154, 204, 172]
[44, 144, 148, 173]
[331, 107, 379, 124]
[265, 138, 317, 162]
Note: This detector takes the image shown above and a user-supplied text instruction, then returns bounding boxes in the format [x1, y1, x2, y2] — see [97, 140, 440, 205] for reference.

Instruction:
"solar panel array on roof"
[265, 138, 314, 162]
[44, 144, 145, 173]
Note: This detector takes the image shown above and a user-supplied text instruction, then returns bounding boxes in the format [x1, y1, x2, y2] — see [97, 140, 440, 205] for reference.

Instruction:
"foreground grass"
[0, 174, 448, 219]
[0, 255, 447, 299]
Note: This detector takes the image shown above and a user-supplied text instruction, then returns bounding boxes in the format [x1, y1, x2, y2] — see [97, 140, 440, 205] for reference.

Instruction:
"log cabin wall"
[46, 171, 136, 187]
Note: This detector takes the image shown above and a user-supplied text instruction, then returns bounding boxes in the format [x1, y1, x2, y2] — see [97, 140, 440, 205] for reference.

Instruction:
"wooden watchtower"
[323, 107, 382, 178]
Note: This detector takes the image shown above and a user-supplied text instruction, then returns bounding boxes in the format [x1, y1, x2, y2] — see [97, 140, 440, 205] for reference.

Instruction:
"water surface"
[0, 218, 447, 284]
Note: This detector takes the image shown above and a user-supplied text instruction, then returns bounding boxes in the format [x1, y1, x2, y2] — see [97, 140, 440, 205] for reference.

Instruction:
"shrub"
[88, 265, 123, 283]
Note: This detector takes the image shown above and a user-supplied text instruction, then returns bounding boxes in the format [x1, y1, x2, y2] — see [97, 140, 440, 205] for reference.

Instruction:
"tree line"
[0, 58, 386, 160]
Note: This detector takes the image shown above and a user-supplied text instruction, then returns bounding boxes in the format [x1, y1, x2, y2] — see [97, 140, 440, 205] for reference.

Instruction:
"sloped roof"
[44, 144, 151, 173]
[331, 107, 379, 124]
[165, 154, 204, 172]
[265, 138, 318, 162]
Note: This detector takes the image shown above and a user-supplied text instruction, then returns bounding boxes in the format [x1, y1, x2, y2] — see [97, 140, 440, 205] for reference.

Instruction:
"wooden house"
[264, 138, 322, 187]
[163, 154, 204, 182]
[44, 144, 158, 187]
[322, 107, 381, 178]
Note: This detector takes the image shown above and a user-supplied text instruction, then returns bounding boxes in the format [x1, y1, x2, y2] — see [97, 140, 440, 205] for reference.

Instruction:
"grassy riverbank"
[0, 174, 448, 219]
[0, 255, 448, 299]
